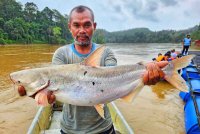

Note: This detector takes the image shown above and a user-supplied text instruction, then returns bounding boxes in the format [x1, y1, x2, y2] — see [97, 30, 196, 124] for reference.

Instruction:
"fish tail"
[163, 55, 195, 92]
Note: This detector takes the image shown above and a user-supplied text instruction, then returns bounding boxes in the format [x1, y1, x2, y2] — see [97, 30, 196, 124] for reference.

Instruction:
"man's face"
[187, 35, 190, 38]
[68, 10, 96, 46]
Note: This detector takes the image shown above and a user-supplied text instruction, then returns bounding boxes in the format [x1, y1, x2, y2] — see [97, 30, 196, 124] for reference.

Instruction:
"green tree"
[40, 7, 54, 24]
[0, 0, 22, 21]
[0, 18, 4, 29]
[93, 29, 106, 44]
[191, 30, 200, 40]
[24, 2, 38, 22]
[51, 26, 66, 44]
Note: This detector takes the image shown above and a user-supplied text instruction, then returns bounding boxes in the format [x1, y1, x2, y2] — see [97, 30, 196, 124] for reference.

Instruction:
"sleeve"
[52, 47, 66, 65]
[104, 47, 117, 66]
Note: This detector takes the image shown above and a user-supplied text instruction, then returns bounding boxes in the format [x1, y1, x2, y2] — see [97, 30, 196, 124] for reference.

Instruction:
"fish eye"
[18, 81, 21, 83]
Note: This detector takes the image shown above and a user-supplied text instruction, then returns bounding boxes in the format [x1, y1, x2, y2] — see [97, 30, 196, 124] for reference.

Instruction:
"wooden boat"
[27, 102, 134, 134]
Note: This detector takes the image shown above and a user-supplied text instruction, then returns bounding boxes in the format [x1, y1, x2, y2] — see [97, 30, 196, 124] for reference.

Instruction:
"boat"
[27, 102, 134, 134]
[179, 51, 200, 134]
[26, 51, 200, 134]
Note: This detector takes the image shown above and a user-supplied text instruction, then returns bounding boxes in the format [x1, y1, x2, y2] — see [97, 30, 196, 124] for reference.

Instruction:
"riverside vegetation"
[0, 0, 200, 45]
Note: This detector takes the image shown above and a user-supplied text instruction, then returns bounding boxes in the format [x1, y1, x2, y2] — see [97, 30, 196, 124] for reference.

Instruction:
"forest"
[0, 0, 200, 45]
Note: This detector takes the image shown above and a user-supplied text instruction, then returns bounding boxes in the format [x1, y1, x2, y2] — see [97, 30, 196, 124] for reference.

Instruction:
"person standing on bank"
[182, 34, 192, 56]
[51, 5, 168, 134]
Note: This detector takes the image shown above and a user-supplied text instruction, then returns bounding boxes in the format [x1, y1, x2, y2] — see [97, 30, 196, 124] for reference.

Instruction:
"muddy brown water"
[0, 43, 190, 134]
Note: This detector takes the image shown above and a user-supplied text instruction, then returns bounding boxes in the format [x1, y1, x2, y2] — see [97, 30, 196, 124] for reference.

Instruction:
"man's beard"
[74, 34, 91, 46]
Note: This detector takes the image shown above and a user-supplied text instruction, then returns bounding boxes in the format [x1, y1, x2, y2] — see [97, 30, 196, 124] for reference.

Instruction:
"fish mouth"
[10, 75, 16, 84]
[10, 75, 27, 96]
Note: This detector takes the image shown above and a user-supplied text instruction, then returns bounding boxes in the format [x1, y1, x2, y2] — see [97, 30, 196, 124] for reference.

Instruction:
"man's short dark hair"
[68, 5, 94, 22]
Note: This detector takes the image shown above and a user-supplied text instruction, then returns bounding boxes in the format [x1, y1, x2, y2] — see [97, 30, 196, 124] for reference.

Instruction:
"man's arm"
[103, 47, 168, 85]
[52, 48, 65, 65]
[104, 47, 117, 66]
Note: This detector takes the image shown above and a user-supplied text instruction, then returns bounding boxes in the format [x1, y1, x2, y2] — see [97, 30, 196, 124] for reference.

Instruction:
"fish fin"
[36, 80, 50, 91]
[165, 72, 189, 92]
[121, 80, 144, 103]
[94, 104, 105, 119]
[81, 46, 106, 67]
[151, 81, 176, 99]
[163, 55, 194, 92]
[171, 55, 195, 70]
[46, 86, 59, 91]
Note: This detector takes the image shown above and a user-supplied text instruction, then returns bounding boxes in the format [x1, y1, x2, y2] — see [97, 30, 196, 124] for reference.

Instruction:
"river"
[0, 43, 188, 134]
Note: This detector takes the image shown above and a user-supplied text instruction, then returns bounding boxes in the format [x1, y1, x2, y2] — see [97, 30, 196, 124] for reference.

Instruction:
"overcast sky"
[17, 0, 200, 32]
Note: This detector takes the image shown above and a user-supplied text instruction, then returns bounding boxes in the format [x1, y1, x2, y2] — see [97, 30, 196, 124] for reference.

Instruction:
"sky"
[17, 0, 200, 32]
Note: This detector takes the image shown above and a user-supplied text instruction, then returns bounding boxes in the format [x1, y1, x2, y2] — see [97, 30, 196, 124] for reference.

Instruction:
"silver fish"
[10, 46, 193, 117]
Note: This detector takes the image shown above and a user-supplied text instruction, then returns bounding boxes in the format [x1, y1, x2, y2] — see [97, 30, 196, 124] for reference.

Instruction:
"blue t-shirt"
[183, 38, 191, 46]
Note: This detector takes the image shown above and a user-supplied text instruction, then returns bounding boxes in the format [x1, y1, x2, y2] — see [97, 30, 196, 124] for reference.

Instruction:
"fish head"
[10, 69, 47, 97]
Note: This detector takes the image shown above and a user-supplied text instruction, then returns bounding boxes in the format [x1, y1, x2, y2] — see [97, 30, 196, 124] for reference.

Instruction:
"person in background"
[171, 49, 177, 59]
[156, 53, 164, 62]
[51, 5, 168, 134]
[152, 58, 156, 61]
[182, 34, 192, 56]
[164, 51, 173, 61]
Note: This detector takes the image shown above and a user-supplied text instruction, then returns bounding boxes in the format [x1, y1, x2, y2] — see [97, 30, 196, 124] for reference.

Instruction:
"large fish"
[10, 46, 194, 117]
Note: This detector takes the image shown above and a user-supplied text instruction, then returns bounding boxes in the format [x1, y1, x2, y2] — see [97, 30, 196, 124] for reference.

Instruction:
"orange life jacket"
[156, 55, 164, 62]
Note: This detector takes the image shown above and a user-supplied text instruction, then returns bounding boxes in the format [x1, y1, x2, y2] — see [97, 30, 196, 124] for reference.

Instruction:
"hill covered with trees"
[104, 25, 200, 43]
[0, 0, 71, 45]
[0, 0, 200, 45]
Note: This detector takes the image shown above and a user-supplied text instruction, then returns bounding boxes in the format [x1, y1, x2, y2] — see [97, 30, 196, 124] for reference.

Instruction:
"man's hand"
[143, 61, 168, 85]
[18, 84, 56, 105]
[47, 91, 56, 104]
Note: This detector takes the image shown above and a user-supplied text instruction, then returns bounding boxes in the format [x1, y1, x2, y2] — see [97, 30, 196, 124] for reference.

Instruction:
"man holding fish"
[10, 5, 193, 134]
[51, 5, 168, 134]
